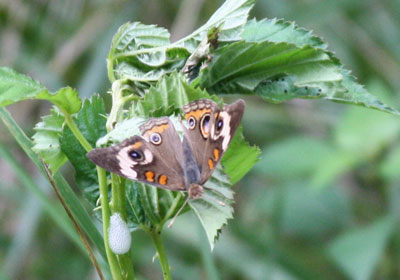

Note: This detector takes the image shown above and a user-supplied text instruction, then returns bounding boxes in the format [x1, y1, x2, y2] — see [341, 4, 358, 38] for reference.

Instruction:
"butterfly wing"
[87, 117, 186, 190]
[182, 99, 245, 185]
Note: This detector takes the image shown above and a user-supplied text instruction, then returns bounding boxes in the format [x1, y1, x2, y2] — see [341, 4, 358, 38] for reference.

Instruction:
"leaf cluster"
[1, 0, 400, 278]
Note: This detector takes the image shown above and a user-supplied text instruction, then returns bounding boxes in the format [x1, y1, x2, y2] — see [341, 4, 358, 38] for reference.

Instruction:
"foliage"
[1, 0, 400, 279]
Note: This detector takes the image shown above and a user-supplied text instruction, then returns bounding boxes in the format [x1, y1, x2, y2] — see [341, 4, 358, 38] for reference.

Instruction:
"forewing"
[87, 117, 186, 190]
[182, 99, 218, 175]
[182, 99, 246, 184]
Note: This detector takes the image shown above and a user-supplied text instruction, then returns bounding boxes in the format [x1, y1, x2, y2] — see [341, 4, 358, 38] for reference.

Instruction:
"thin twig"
[41, 159, 105, 280]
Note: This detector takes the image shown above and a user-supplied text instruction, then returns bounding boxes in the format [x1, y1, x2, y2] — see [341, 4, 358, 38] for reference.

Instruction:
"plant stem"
[97, 167, 123, 280]
[162, 192, 183, 225]
[111, 174, 126, 218]
[63, 110, 126, 279]
[63, 112, 92, 152]
[60, 105, 131, 280]
[150, 228, 172, 280]
[42, 161, 105, 280]
[110, 174, 135, 279]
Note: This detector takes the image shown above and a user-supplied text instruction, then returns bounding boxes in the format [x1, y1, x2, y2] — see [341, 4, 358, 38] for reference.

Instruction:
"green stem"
[63, 112, 92, 152]
[97, 167, 123, 280]
[150, 228, 172, 280]
[162, 192, 183, 225]
[111, 174, 126, 218]
[61, 107, 131, 280]
[107, 57, 116, 83]
[110, 174, 135, 279]
[104, 80, 136, 279]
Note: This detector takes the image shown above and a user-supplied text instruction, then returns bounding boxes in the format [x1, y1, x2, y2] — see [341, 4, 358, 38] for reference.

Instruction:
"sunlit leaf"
[178, 0, 256, 51]
[0, 67, 48, 107]
[60, 96, 107, 206]
[189, 168, 234, 250]
[242, 18, 327, 49]
[199, 41, 399, 115]
[32, 108, 67, 173]
[199, 41, 341, 94]
[222, 126, 260, 184]
[37, 87, 82, 115]
[131, 72, 217, 118]
[108, 22, 190, 83]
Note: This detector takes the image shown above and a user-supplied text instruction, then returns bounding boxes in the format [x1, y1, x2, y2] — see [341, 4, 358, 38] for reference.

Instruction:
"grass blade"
[0, 107, 107, 262]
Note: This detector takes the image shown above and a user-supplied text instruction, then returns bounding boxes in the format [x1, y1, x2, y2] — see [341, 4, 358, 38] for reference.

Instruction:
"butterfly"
[87, 99, 245, 200]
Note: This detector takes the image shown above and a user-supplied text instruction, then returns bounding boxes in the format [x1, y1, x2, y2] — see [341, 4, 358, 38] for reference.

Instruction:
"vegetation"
[1, 0, 400, 279]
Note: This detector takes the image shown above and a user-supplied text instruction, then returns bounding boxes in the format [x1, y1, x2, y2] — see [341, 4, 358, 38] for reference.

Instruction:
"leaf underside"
[32, 108, 67, 173]
[60, 96, 107, 207]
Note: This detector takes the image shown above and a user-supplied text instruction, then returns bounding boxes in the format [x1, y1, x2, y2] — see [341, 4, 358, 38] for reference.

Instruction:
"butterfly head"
[188, 184, 203, 199]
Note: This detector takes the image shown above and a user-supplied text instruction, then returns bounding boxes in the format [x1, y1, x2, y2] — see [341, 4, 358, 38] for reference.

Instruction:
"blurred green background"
[1, 0, 400, 279]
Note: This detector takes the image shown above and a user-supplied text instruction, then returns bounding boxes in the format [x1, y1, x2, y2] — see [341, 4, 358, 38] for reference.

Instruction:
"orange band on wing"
[131, 142, 143, 149]
[158, 175, 168, 185]
[208, 159, 214, 170]
[145, 171, 155, 182]
[184, 109, 211, 120]
[144, 124, 169, 137]
[213, 148, 220, 161]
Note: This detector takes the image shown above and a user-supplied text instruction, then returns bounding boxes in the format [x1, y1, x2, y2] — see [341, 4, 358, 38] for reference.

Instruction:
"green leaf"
[0, 69, 84, 115]
[131, 72, 218, 117]
[328, 70, 400, 115]
[60, 96, 107, 206]
[0, 67, 48, 107]
[108, 22, 190, 83]
[222, 126, 260, 184]
[32, 108, 67, 173]
[327, 216, 395, 280]
[108, 0, 256, 84]
[199, 41, 399, 115]
[199, 41, 342, 95]
[189, 167, 234, 250]
[177, 0, 256, 51]
[111, 22, 171, 56]
[0, 107, 107, 263]
[242, 18, 327, 49]
[37, 87, 82, 115]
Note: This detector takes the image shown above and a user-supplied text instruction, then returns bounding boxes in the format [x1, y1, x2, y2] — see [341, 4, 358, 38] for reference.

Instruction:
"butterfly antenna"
[203, 187, 227, 206]
[217, 199, 226, 206]
[168, 196, 190, 228]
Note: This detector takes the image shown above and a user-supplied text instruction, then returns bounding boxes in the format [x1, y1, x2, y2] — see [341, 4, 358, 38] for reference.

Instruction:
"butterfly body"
[87, 99, 245, 199]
